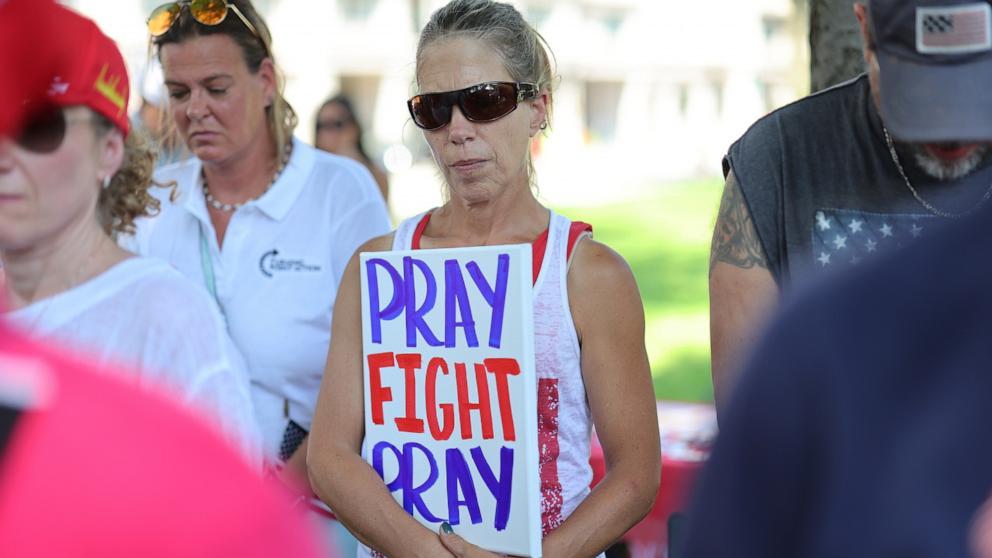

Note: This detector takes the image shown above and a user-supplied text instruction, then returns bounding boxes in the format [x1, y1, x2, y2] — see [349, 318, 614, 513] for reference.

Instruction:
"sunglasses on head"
[407, 81, 539, 131]
[14, 105, 75, 154]
[147, 0, 259, 39]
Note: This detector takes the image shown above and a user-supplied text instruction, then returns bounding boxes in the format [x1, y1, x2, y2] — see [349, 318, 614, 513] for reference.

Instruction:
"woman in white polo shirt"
[129, 0, 391, 492]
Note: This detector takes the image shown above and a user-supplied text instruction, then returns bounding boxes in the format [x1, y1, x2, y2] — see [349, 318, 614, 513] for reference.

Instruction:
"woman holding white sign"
[308, 1, 661, 556]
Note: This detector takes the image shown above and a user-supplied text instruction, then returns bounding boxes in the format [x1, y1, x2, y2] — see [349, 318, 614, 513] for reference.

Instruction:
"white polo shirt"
[125, 137, 391, 460]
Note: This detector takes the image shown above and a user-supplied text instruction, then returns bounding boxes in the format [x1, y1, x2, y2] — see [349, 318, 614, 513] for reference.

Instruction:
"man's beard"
[908, 143, 990, 181]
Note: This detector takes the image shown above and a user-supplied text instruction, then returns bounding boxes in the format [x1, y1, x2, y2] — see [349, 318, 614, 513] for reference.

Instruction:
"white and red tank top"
[393, 209, 595, 535]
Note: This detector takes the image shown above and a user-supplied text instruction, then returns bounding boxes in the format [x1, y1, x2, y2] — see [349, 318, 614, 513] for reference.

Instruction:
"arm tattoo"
[709, 171, 769, 275]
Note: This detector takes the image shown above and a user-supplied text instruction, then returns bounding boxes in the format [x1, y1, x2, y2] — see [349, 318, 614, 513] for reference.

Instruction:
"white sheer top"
[7, 257, 261, 465]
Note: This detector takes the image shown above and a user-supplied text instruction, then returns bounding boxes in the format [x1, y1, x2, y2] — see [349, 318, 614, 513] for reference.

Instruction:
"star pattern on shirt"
[812, 209, 941, 273]
[816, 211, 832, 231]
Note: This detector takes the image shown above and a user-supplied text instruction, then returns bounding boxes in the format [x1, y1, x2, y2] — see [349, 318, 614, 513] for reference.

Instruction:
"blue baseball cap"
[870, 0, 992, 142]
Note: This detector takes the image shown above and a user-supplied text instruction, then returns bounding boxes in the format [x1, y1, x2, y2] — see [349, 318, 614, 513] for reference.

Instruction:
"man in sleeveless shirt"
[684, 197, 992, 558]
[709, 0, 992, 412]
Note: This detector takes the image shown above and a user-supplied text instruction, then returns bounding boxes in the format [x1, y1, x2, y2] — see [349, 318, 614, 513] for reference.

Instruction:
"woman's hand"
[437, 523, 519, 558]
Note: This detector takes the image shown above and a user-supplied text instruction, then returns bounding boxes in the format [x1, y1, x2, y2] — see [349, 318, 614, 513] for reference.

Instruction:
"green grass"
[556, 179, 723, 402]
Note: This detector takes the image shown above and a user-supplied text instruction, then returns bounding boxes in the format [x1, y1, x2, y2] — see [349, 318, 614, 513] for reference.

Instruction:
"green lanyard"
[198, 222, 219, 302]
[200, 220, 291, 422]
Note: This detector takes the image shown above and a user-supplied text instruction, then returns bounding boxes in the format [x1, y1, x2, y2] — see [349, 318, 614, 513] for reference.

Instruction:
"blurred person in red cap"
[125, 4, 391, 548]
[0, 3, 261, 462]
[0, 6, 328, 556]
[709, 0, 992, 415]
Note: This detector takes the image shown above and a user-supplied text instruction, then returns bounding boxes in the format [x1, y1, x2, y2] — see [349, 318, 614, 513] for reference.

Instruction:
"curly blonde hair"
[93, 115, 162, 235]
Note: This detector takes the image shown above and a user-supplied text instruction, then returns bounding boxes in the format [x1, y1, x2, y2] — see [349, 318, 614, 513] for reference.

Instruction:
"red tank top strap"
[566, 221, 593, 261]
[531, 228, 551, 285]
[410, 212, 432, 250]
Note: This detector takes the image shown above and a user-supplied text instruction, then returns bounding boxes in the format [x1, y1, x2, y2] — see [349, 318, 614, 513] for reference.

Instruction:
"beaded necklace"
[202, 142, 293, 212]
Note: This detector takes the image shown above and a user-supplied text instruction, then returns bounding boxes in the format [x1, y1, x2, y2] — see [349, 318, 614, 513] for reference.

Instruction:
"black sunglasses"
[14, 105, 73, 154]
[407, 81, 539, 131]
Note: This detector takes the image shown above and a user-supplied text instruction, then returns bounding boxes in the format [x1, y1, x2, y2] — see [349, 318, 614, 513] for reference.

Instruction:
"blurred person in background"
[126, 0, 392, 547]
[0, 2, 259, 462]
[314, 94, 389, 203]
[708, 0, 992, 415]
[133, 58, 184, 167]
[307, 1, 660, 556]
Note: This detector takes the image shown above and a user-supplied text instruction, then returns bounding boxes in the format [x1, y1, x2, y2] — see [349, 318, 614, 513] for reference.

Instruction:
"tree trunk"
[808, 0, 865, 92]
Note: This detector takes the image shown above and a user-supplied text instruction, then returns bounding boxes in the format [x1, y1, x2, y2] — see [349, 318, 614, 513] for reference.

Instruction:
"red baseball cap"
[0, 0, 62, 136]
[42, 4, 131, 136]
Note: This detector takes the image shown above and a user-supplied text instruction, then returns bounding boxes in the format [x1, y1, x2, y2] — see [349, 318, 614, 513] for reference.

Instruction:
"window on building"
[582, 5, 626, 36]
[710, 79, 724, 117]
[339, 0, 379, 21]
[409, 0, 423, 33]
[761, 15, 787, 43]
[677, 83, 690, 118]
[338, 74, 382, 133]
[526, 5, 551, 29]
[584, 81, 623, 143]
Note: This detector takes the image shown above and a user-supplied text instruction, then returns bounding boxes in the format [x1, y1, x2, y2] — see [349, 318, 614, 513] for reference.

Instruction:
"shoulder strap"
[411, 212, 432, 250]
[566, 221, 593, 264]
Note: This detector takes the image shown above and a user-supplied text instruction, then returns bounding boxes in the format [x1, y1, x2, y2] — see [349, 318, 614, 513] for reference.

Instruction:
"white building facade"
[70, 0, 807, 215]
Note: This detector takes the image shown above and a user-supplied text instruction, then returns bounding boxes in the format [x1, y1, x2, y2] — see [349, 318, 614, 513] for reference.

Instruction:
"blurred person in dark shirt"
[684, 199, 992, 556]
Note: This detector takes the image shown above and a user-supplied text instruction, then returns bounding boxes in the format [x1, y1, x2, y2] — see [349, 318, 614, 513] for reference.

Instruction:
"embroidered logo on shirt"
[259, 249, 322, 278]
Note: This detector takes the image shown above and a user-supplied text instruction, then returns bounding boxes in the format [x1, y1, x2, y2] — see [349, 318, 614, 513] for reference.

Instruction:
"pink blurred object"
[590, 400, 716, 558]
[0, 321, 332, 558]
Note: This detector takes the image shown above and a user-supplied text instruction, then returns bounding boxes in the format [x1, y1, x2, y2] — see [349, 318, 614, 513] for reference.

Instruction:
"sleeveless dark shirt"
[725, 74, 992, 287]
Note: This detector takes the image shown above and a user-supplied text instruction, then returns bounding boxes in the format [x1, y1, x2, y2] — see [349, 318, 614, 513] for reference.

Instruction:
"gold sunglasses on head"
[147, 0, 259, 38]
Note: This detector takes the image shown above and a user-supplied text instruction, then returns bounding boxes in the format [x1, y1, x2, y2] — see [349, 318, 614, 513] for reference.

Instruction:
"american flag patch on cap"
[917, 3, 992, 54]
